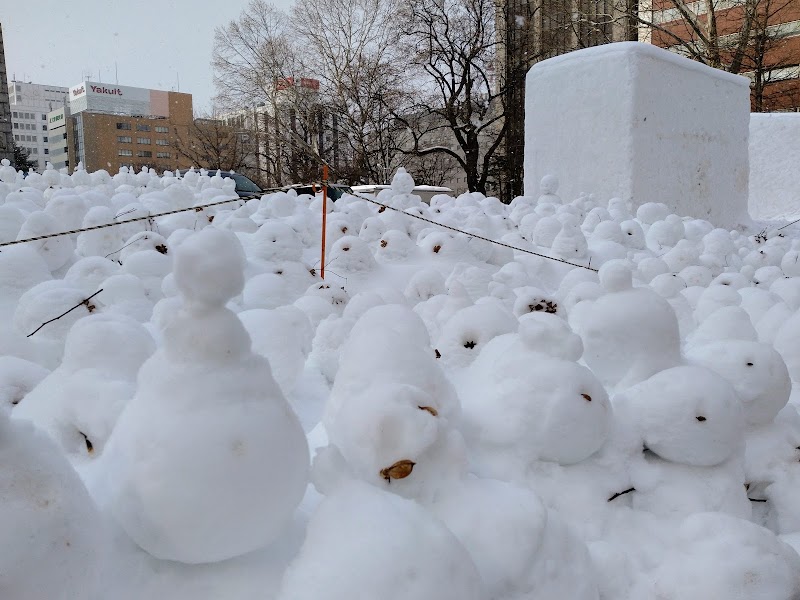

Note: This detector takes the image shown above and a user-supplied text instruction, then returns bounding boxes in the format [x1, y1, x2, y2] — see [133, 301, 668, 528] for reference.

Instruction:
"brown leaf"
[418, 405, 438, 417]
[380, 459, 416, 483]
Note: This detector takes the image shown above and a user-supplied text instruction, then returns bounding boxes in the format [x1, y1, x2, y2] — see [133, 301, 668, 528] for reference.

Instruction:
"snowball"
[651, 513, 800, 599]
[173, 228, 246, 308]
[277, 481, 484, 600]
[431, 478, 600, 600]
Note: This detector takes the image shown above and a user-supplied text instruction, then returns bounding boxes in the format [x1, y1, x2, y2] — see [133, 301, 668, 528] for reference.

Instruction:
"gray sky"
[3, 0, 293, 113]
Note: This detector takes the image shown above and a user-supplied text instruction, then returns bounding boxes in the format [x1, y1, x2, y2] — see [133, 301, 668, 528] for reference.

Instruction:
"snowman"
[551, 214, 589, 260]
[0, 410, 106, 600]
[570, 260, 682, 390]
[612, 365, 750, 520]
[537, 174, 562, 205]
[13, 313, 155, 465]
[457, 311, 612, 481]
[99, 227, 309, 564]
[321, 326, 601, 599]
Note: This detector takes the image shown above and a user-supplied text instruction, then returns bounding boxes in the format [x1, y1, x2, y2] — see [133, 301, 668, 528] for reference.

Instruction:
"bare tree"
[172, 116, 254, 173]
[212, 0, 330, 185]
[394, 0, 507, 196]
[291, 0, 408, 184]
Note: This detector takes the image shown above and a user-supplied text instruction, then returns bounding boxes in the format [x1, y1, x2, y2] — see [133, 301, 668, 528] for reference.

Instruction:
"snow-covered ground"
[3, 158, 800, 599]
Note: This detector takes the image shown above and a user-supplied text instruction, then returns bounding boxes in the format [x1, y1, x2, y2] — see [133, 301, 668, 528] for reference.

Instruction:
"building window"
[13, 135, 18, 141]
[42, 114, 46, 120]
[12, 122, 17, 129]
[43, 136, 48, 142]
[156, 152, 170, 159]
[12, 111, 17, 118]
[118, 136, 132, 143]
[30, 148, 38, 154]
[155, 126, 168, 133]
[44, 149, 49, 154]
[155, 138, 169, 146]
[118, 149, 133, 156]
[116, 122, 132, 130]
[136, 124, 150, 131]
[137, 137, 151, 144]
[137, 150, 152, 158]
[42, 125, 47, 131]
[32, 136, 37, 142]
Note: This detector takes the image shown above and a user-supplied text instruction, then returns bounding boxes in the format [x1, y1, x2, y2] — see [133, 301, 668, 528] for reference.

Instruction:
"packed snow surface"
[2, 161, 800, 599]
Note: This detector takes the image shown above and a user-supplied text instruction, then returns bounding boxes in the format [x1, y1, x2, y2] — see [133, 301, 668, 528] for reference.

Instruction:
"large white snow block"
[524, 42, 751, 228]
[749, 113, 800, 220]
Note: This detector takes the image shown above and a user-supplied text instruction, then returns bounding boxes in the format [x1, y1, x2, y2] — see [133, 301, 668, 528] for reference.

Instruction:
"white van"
[351, 184, 454, 204]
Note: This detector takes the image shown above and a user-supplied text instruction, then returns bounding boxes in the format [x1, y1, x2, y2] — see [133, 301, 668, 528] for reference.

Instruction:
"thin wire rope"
[0, 184, 597, 272]
[344, 190, 598, 272]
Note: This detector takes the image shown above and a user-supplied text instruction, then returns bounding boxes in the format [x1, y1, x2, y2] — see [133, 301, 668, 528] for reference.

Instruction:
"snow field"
[1, 160, 800, 598]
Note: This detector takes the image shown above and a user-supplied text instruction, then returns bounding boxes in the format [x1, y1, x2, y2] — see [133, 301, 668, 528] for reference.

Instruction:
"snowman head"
[327, 383, 467, 500]
[173, 228, 246, 309]
[686, 340, 791, 427]
[615, 365, 745, 466]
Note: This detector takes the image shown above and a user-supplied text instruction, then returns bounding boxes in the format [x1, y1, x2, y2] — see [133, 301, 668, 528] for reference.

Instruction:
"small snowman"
[551, 214, 589, 260]
[570, 261, 682, 390]
[613, 365, 750, 519]
[537, 174, 562, 205]
[458, 312, 612, 481]
[100, 227, 309, 564]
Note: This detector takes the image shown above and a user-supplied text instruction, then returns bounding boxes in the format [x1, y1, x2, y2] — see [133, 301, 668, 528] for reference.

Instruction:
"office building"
[8, 81, 68, 171]
[66, 81, 193, 173]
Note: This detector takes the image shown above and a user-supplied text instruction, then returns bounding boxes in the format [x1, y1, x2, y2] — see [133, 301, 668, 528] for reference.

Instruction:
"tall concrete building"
[8, 81, 69, 171]
[0, 23, 13, 164]
[65, 81, 194, 173]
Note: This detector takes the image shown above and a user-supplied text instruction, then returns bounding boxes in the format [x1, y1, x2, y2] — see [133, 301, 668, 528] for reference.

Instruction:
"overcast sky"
[3, 0, 293, 113]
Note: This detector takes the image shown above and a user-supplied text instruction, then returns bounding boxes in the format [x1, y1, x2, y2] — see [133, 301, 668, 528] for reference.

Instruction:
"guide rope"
[0, 185, 598, 272]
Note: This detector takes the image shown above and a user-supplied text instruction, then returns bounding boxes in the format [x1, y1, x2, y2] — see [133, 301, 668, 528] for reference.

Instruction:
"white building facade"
[8, 80, 68, 171]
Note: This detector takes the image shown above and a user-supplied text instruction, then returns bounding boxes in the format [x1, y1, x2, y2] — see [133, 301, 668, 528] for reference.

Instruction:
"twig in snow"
[27, 289, 103, 338]
[607, 487, 636, 502]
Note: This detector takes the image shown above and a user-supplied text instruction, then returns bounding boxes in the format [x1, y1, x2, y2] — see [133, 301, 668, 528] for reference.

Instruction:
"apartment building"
[66, 81, 193, 173]
[7, 81, 68, 171]
[646, 0, 800, 110]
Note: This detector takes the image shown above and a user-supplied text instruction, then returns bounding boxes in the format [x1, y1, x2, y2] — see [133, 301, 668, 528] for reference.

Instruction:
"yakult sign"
[68, 80, 168, 117]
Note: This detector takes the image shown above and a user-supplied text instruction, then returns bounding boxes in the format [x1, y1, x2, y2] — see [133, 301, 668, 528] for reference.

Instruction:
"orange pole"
[320, 165, 328, 280]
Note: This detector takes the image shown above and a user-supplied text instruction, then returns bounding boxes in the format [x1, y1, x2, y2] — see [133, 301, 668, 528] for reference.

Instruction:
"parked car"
[281, 183, 353, 201]
[350, 184, 453, 204]
[176, 169, 263, 198]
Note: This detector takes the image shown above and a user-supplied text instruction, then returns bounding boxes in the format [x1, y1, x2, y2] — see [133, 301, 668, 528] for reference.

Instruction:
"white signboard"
[68, 81, 167, 117]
